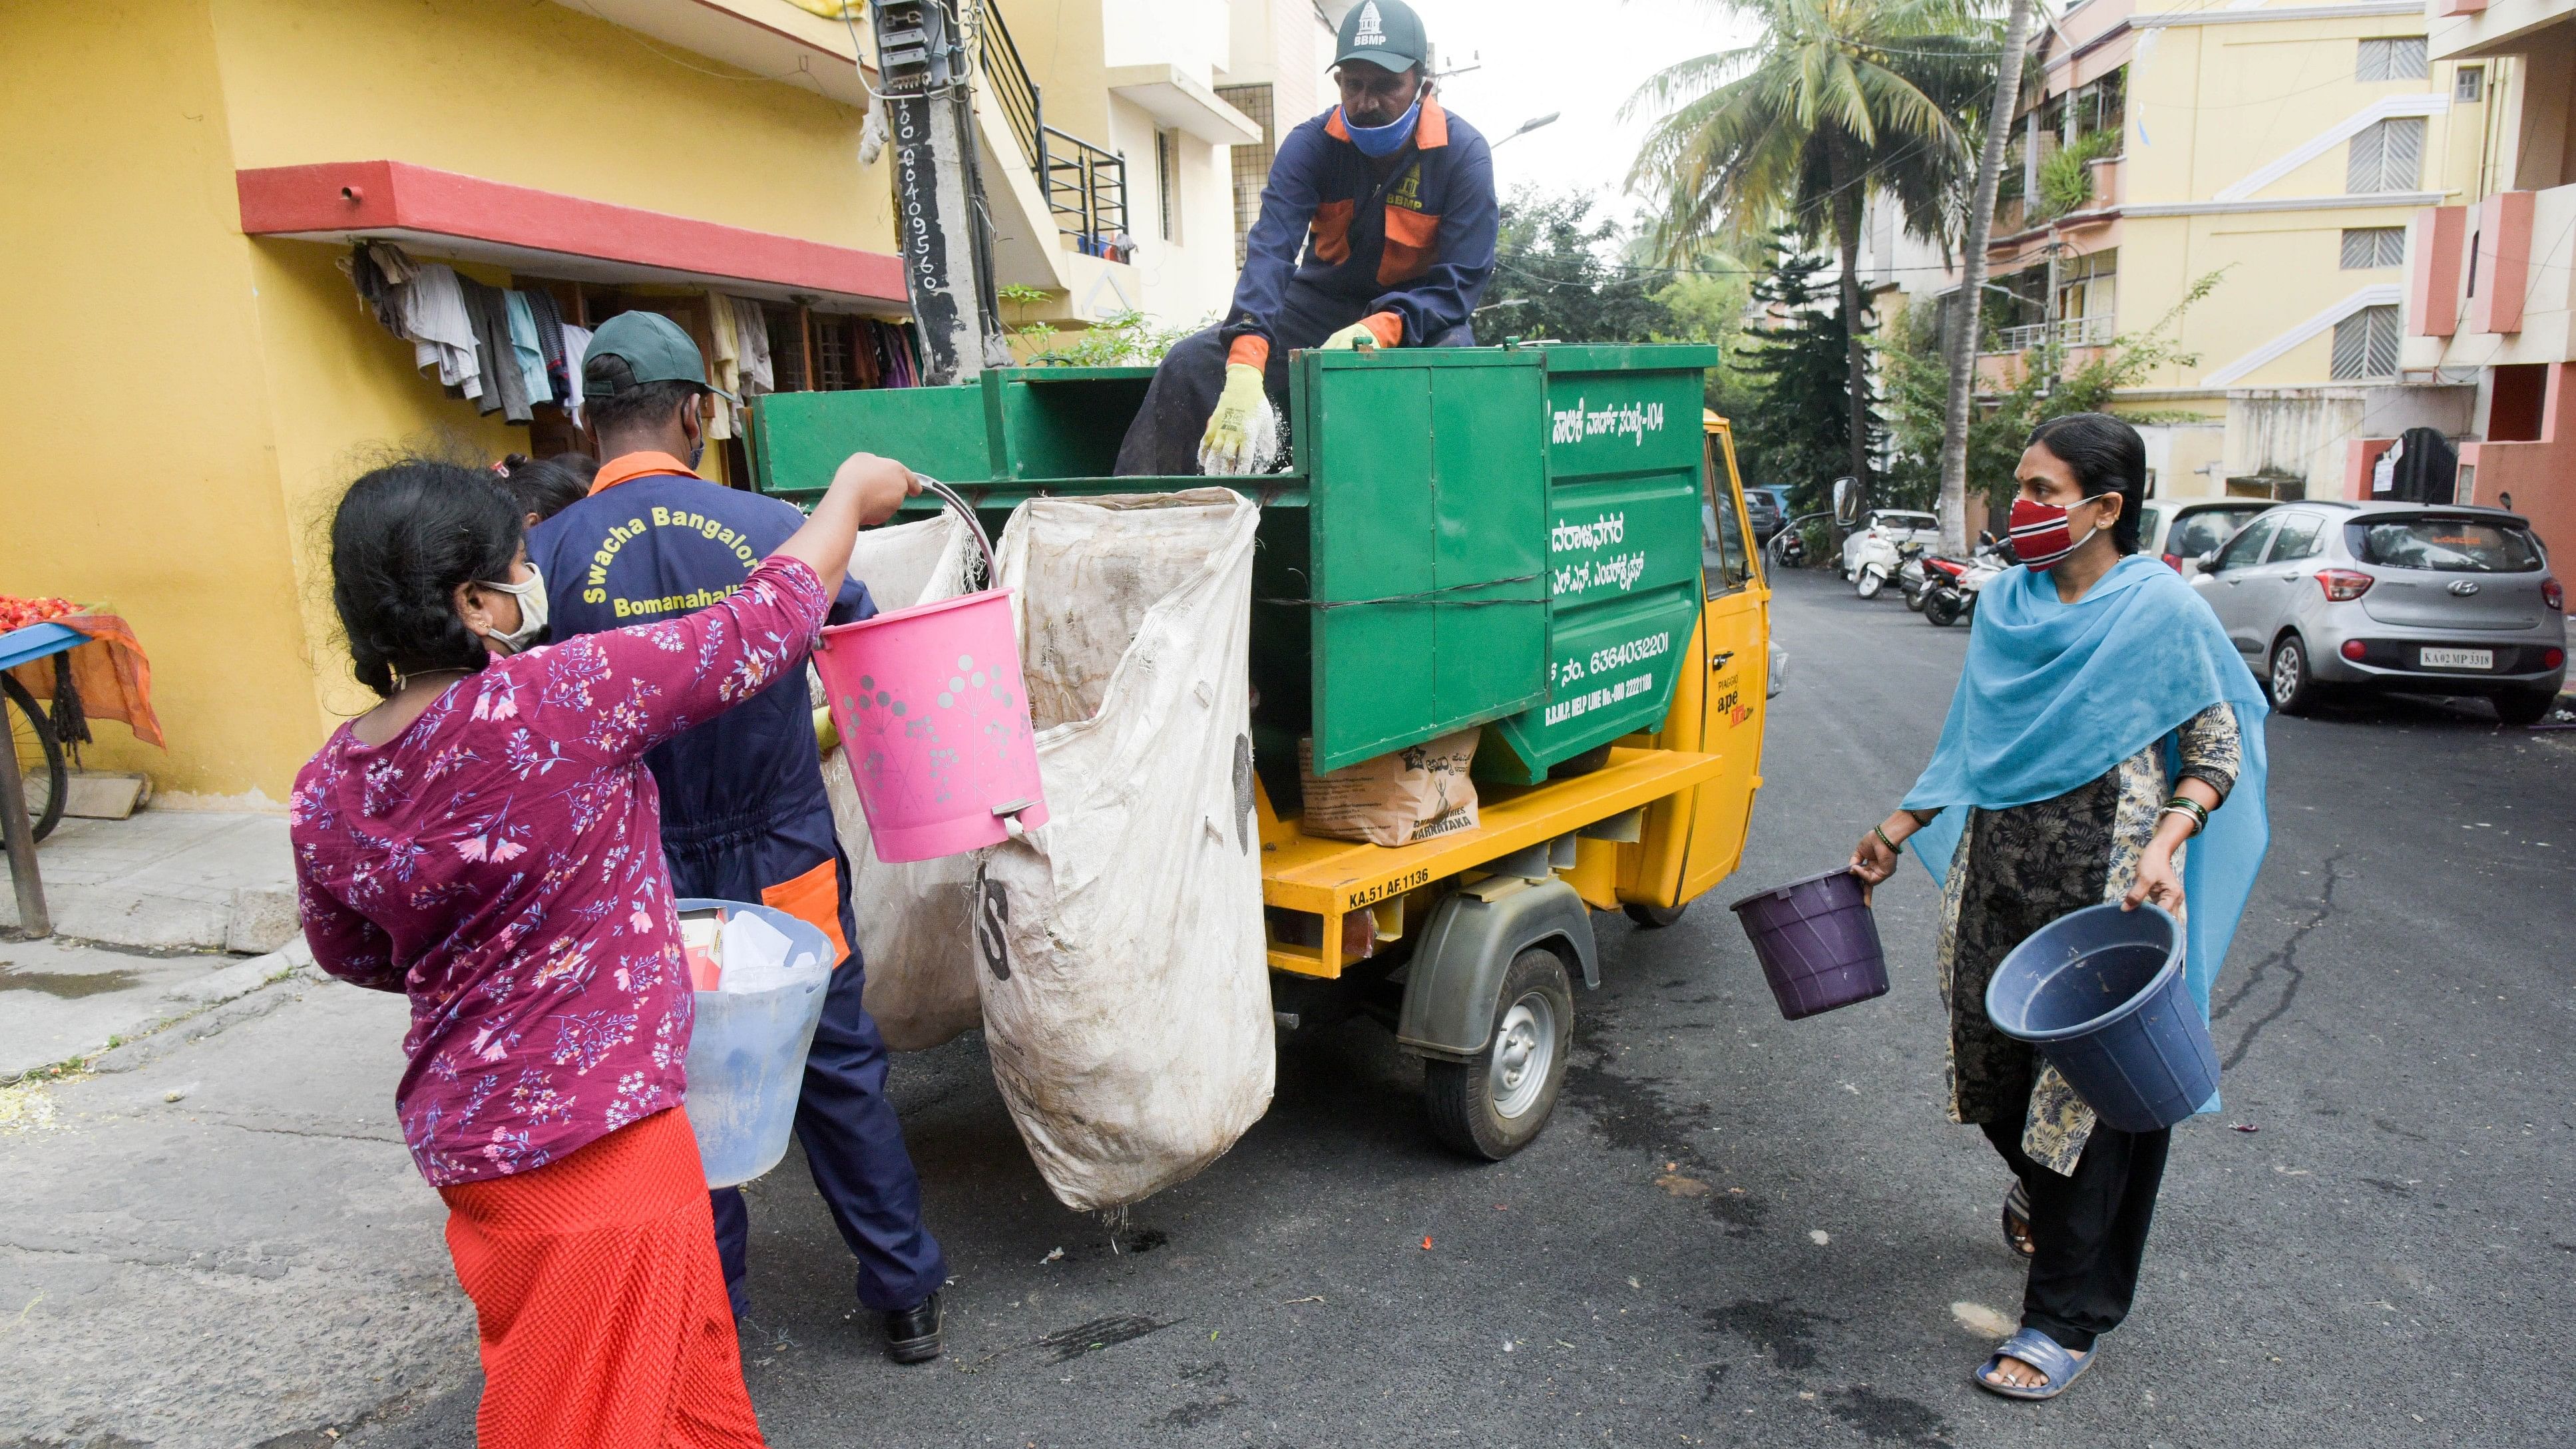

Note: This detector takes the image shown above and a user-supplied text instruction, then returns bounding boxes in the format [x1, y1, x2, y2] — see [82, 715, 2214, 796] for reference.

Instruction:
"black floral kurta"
[1929, 704, 2243, 1173]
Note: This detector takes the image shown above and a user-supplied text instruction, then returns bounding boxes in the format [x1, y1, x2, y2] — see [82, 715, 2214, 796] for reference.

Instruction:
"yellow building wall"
[3, 0, 903, 802]
[205, 0, 892, 256]
[0, 0, 326, 805]
[2079, 16, 2486, 395]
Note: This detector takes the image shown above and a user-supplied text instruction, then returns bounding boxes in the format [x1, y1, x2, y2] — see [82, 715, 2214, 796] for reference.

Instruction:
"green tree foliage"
[1730, 238, 1856, 514]
[1626, 0, 1997, 490]
[1482, 191, 1738, 345]
[1875, 270, 2225, 517]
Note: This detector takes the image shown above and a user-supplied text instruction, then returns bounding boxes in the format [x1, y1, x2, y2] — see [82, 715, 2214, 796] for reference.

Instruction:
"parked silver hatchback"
[2189, 501, 2567, 723]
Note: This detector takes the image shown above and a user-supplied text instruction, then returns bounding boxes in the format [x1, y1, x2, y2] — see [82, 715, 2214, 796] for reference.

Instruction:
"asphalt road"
[359, 568, 2576, 1449]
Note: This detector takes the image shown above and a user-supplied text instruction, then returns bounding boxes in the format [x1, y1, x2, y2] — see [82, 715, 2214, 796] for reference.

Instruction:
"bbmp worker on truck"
[1114, 0, 1497, 476]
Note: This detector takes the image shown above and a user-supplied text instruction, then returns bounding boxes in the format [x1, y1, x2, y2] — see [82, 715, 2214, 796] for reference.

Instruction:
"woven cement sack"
[821, 512, 986, 1052]
[975, 490, 1271, 1211]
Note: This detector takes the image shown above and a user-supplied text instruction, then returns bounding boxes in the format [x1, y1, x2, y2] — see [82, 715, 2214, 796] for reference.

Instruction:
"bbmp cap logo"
[1354, 1, 1385, 45]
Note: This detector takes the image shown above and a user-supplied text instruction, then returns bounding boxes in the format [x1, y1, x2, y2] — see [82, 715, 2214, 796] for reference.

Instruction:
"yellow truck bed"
[1259, 744, 1727, 977]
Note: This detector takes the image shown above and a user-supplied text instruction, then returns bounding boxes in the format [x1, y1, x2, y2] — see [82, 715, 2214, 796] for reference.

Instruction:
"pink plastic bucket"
[816, 589, 1047, 862]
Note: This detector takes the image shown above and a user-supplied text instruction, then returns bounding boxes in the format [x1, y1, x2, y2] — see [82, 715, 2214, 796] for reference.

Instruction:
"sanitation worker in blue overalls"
[529, 310, 950, 1364]
[1114, 0, 1497, 475]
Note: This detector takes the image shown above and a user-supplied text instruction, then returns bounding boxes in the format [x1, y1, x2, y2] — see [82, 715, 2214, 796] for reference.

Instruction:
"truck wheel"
[1424, 947, 1573, 1161]
[1622, 901, 1687, 929]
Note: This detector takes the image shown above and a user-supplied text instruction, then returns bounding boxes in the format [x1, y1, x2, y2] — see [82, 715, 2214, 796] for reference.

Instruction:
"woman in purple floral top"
[294, 451, 913, 1449]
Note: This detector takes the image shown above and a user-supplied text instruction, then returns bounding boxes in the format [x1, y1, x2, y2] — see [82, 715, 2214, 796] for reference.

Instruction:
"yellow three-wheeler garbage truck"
[753, 341, 1775, 1159]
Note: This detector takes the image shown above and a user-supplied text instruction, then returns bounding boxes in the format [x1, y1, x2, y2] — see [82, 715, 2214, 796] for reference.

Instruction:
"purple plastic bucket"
[1727, 867, 1892, 1020]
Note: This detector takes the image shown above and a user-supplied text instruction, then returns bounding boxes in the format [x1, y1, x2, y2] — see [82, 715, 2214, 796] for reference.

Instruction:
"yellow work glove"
[1199, 362, 1267, 475]
[1319, 319, 1387, 350]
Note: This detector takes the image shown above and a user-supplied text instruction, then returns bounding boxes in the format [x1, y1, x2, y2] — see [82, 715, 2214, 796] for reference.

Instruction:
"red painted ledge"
[238, 160, 907, 308]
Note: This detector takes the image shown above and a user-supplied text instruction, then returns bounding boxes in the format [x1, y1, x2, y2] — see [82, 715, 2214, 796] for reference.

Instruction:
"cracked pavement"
[7, 569, 2571, 1447]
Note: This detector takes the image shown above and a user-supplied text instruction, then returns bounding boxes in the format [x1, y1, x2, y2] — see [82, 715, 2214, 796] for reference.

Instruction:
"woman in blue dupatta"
[1849, 414, 2270, 1402]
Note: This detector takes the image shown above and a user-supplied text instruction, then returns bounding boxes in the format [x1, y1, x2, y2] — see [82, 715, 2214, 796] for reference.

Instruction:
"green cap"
[1335, 0, 1427, 74]
[582, 310, 736, 403]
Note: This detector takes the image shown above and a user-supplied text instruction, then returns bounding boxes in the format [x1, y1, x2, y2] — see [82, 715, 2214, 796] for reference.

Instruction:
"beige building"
[1963, 0, 2495, 503]
[2398, 0, 2576, 562]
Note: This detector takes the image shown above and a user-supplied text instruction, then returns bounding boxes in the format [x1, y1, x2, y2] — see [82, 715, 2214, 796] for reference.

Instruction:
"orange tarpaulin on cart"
[6, 614, 164, 749]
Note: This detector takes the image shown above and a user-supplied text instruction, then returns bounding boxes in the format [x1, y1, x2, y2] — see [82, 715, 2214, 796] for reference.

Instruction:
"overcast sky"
[1406, 0, 1761, 230]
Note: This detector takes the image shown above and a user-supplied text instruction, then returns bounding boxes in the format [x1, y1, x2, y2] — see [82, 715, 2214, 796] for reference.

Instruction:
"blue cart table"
[0, 620, 86, 937]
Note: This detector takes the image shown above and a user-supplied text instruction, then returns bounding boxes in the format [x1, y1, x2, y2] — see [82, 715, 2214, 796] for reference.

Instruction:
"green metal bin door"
[1306, 352, 1548, 773]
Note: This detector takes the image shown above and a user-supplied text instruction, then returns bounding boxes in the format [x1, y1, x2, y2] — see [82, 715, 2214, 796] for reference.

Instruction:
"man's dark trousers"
[1113, 280, 1475, 476]
[710, 936, 946, 1315]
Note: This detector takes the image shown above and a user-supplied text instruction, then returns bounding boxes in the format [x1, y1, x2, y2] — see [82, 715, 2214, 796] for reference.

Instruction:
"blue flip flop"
[1974, 1327, 2093, 1400]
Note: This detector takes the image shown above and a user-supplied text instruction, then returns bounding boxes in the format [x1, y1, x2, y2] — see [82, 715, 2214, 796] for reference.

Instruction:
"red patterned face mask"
[2008, 495, 2109, 571]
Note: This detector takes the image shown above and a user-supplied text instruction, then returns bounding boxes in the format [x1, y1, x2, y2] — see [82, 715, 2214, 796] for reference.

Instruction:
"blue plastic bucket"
[678, 899, 834, 1189]
[1727, 867, 1891, 1020]
[1984, 903, 2217, 1132]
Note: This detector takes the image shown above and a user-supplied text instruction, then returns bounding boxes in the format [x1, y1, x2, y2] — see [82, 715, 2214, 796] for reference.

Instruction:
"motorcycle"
[1922, 536, 2012, 627]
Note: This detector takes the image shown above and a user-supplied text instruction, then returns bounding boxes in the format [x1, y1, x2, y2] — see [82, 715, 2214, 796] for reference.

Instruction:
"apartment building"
[0, 0, 1319, 803]
[2398, 0, 2576, 560]
[1963, 0, 2491, 501]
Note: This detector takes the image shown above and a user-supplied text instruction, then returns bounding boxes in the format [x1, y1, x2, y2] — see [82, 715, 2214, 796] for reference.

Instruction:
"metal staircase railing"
[976, 2, 1128, 254]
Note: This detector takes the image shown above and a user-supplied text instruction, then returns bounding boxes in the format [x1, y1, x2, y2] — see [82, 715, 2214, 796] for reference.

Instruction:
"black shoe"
[884, 1291, 943, 1364]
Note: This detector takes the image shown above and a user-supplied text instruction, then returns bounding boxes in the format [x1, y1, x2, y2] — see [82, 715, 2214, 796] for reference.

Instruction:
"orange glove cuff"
[1361, 312, 1404, 347]
[1227, 335, 1271, 371]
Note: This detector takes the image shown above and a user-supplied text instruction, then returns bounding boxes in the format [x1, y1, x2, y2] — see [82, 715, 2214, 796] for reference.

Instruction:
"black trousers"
[1112, 280, 1474, 477]
[1982, 1118, 2171, 1352]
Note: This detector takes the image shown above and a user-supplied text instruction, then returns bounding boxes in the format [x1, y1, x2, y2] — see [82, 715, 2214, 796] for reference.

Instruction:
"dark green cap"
[582, 310, 736, 403]
[1335, 0, 1427, 74]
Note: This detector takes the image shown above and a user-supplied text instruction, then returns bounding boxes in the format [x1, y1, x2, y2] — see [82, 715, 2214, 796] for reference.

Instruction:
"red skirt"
[439, 1109, 765, 1449]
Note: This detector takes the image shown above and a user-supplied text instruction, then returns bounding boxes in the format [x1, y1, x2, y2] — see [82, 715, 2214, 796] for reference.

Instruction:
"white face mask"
[478, 565, 549, 652]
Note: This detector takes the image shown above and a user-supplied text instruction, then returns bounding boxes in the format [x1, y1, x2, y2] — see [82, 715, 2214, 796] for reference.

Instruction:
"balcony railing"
[2000, 315, 2115, 351]
[977, 3, 1130, 252]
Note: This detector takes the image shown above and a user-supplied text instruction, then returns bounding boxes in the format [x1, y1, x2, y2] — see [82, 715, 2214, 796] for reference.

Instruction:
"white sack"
[976, 490, 1272, 1211]
[822, 511, 988, 1051]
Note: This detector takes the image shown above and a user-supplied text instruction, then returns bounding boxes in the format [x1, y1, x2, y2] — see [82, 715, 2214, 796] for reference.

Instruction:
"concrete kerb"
[3, 936, 316, 1086]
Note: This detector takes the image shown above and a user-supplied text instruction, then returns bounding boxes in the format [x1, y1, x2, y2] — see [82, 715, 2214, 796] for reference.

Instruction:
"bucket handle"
[912, 475, 996, 589]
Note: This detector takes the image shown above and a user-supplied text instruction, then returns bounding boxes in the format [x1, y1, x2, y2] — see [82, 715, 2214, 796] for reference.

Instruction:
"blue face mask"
[1343, 97, 1422, 158]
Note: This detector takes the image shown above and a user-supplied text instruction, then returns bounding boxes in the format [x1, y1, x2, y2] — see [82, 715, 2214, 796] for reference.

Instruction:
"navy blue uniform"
[529, 455, 948, 1315]
[1115, 97, 1497, 476]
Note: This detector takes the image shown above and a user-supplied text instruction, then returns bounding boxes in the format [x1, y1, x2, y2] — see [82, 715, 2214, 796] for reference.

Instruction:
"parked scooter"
[1896, 544, 1936, 611]
[1922, 534, 2013, 627]
[1848, 532, 1912, 600]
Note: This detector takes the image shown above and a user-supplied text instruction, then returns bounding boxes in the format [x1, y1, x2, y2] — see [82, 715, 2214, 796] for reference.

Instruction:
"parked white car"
[1838, 510, 1940, 579]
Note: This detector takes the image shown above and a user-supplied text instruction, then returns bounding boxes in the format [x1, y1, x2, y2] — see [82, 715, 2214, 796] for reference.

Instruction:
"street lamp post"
[1492, 111, 1561, 148]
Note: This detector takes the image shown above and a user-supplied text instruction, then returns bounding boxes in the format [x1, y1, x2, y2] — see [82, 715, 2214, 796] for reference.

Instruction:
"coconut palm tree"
[1629, 0, 1996, 497]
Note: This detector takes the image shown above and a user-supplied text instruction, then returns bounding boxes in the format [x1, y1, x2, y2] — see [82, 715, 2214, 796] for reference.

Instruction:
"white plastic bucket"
[678, 899, 833, 1188]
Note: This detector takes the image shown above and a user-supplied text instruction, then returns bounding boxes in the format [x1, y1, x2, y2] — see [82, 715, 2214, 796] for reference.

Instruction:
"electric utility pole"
[873, 0, 1009, 383]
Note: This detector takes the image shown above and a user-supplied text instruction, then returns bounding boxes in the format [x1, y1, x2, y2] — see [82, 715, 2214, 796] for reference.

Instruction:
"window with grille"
[2331, 304, 2402, 379]
[1216, 83, 1277, 268]
[2455, 65, 2484, 103]
[2340, 227, 2407, 269]
[2348, 116, 2424, 193]
[1155, 130, 1179, 243]
[2357, 37, 2428, 81]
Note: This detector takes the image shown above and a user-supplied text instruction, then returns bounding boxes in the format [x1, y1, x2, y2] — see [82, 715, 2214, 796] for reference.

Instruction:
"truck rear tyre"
[1622, 901, 1687, 929]
[1424, 947, 1573, 1161]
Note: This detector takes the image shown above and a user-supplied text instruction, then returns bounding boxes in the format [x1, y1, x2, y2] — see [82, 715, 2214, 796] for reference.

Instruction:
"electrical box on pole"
[873, 0, 1007, 384]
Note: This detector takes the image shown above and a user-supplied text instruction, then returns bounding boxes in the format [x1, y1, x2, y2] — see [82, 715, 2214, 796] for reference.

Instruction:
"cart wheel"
[2, 676, 65, 847]
[1622, 901, 1688, 929]
[1424, 947, 1574, 1161]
